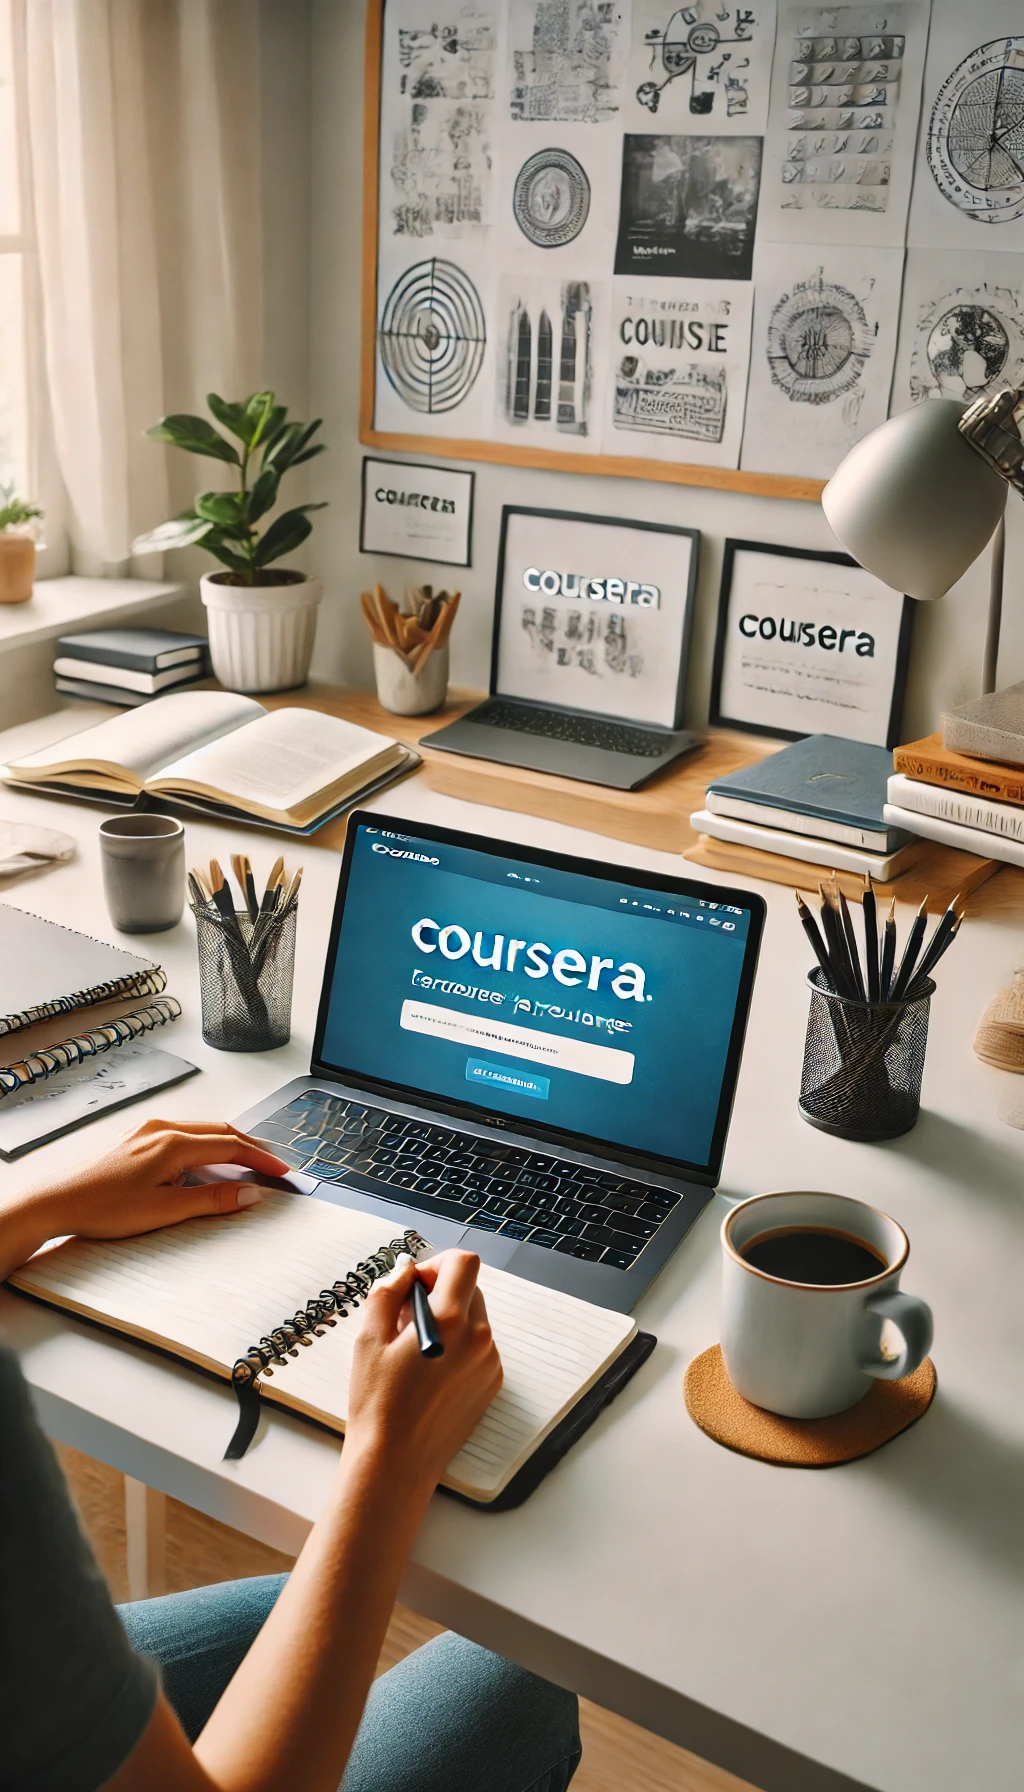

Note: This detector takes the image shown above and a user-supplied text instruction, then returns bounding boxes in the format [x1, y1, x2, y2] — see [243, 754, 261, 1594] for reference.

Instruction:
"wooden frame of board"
[358, 0, 825, 505]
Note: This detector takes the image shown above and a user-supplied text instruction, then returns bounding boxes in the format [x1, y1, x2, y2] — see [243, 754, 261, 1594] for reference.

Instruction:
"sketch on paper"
[607, 283, 753, 468]
[518, 604, 646, 681]
[926, 36, 1024, 228]
[614, 134, 762, 278]
[780, 24, 906, 215]
[509, 0, 626, 123]
[629, 1, 776, 134]
[379, 258, 487, 412]
[384, 8, 497, 237]
[894, 254, 1024, 408]
[766, 270, 876, 403]
[512, 148, 592, 245]
[740, 243, 903, 478]
[502, 281, 594, 434]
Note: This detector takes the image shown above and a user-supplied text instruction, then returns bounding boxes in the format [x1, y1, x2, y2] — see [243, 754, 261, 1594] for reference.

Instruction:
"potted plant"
[0, 485, 44, 604]
[132, 391, 326, 693]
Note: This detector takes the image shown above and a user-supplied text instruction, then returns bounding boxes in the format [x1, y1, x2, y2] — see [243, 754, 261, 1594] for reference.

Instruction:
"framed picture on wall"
[359, 456, 474, 566]
[709, 540, 912, 749]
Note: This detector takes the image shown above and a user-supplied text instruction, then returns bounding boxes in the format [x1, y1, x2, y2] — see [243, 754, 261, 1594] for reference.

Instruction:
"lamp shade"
[822, 400, 1007, 600]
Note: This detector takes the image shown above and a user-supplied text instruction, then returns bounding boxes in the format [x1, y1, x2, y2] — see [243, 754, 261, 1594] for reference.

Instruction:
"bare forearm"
[193, 1438, 433, 1792]
[0, 1188, 62, 1282]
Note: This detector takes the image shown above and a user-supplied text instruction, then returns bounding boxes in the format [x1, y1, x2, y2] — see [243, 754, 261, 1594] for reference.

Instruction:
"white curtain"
[17, 0, 264, 572]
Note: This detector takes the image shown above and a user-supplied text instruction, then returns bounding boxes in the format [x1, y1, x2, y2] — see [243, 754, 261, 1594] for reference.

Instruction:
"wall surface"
[309, 0, 1024, 744]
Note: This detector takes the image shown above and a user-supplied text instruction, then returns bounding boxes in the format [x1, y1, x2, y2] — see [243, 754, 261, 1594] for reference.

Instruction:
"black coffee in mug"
[740, 1226, 888, 1286]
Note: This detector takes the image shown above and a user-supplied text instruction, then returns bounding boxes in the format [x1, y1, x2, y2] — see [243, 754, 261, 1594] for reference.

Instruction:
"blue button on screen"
[466, 1057, 550, 1100]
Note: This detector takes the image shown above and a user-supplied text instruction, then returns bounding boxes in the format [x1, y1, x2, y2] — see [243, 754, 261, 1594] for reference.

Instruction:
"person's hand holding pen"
[345, 1251, 503, 1500]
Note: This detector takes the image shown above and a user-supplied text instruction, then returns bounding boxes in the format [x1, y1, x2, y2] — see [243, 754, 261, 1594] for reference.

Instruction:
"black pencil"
[909, 896, 962, 993]
[890, 896, 929, 1002]
[837, 887, 866, 1001]
[880, 896, 897, 1000]
[796, 891, 835, 989]
[862, 876, 880, 1004]
[411, 1275, 444, 1358]
[818, 882, 857, 999]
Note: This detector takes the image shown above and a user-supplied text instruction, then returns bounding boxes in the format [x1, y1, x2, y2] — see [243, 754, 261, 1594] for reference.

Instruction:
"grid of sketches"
[369, 0, 1024, 484]
[509, 0, 627, 123]
[627, 1, 778, 135]
[741, 243, 903, 476]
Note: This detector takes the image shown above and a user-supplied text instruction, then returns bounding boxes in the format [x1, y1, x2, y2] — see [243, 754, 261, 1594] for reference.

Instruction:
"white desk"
[1, 750, 1022, 1792]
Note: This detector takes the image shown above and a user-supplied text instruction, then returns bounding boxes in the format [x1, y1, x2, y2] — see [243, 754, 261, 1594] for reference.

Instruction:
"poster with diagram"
[378, 1, 499, 240]
[741, 242, 903, 476]
[507, 0, 629, 124]
[758, 0, 930, 247]
[908, 5, 1024, 250]
[891, 250, 1024, 412]
[625, 0, 778, 135]
[606, 278, 753, 466]
[493, 271, 611, 451]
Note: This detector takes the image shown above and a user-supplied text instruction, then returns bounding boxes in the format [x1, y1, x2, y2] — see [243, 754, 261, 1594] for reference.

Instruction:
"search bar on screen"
[399, 999, 635, 1085]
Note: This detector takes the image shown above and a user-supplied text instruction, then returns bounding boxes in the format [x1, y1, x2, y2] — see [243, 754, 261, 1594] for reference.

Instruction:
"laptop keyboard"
[471, 698, 669, 759]
[252, 1089, 681, 1269]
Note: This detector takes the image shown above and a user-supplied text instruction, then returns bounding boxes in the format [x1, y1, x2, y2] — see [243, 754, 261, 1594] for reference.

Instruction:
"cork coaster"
[684, 1345, 937, 1468]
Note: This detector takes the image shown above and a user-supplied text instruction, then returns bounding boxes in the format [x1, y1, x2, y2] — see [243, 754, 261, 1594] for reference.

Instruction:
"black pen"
[837, 886, 866, 1002]
[411, 1274, 444, 1358]
[890, 895, 929, 1002]
[879, 896, 897, 1000]
[796, 891, 835, 989]
[862, 876, 879, 1004]
[818, 882, 857, 998]
[909, 896, 962, 993]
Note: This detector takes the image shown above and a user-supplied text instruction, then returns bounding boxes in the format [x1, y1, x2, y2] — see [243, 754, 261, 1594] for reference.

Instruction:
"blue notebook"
[707, 735, 913, 851]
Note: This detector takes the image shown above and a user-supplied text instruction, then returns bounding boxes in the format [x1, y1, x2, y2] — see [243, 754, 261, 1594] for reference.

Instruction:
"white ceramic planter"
[373, 643, 449, 716]
[200, 572, 323, 693]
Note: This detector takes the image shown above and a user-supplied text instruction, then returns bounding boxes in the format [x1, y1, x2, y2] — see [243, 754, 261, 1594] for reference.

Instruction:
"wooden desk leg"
[124, 1477, 167, 1601]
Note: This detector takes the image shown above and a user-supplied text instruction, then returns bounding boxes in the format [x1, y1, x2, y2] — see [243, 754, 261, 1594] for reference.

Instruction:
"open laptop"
[420, 506, 701, 790]
[236, 814, 764, 1313]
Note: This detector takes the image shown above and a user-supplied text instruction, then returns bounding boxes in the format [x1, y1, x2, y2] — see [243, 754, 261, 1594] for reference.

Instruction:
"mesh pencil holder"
[798, 968, 934, 1143]
[193, 904, 296, 1053]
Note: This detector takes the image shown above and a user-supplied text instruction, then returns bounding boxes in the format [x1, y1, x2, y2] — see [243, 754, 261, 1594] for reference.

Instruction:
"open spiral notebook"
[9, 1193, 653, 1508]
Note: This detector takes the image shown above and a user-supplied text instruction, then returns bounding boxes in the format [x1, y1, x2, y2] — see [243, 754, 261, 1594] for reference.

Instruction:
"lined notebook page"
[12, 1194, 636, 1499]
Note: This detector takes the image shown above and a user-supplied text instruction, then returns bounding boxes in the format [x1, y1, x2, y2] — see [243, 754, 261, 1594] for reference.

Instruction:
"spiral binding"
[224, 1228, 430, 1460]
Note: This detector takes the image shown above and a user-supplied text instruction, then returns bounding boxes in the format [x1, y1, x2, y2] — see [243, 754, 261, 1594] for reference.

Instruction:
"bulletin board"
[360, 0, 1024, 502]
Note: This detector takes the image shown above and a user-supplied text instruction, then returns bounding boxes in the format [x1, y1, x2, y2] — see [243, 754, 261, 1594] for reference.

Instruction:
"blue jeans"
[118, 1574, 581, 1792]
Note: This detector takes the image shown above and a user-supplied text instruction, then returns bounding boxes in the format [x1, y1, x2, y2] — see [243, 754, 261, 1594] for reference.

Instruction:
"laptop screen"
[492, 508, 698, 729]
[314, 818, 763, 1181]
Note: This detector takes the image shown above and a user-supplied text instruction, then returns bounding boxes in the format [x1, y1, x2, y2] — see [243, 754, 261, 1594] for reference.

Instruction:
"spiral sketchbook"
[8, 1194, 652, 1508]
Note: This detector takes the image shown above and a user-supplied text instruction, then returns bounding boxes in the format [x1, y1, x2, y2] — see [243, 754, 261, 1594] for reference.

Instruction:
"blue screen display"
[320, 824, 755, 1170]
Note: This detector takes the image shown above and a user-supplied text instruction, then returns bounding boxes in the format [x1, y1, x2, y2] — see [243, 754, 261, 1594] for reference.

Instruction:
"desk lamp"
[822, 388, 1024, 694]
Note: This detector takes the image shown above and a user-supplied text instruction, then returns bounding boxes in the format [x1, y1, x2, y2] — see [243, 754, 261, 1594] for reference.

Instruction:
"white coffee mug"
[720, 1191, 933, 1419]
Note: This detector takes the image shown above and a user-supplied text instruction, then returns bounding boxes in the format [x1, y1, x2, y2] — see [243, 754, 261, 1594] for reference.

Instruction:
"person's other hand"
[18, 1117, 289, 1245]
[346, 1250, 503, 1495]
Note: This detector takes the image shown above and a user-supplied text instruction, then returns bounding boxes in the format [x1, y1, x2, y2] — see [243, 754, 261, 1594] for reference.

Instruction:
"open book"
[3, 691, 414, 831]
[9, 1194, 647, 1507]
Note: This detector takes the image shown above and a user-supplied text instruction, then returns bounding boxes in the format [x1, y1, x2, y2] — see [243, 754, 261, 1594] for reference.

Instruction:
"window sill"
[0, 575, 186, 651]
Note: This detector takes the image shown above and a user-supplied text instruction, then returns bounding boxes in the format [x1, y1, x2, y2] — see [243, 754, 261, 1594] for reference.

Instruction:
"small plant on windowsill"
[132, 390, 327, 694]
[0, 485, 44, 606]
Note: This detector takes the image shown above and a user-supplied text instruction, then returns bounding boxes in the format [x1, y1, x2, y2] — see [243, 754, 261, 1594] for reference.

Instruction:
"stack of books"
[885, 727, 1024, 871]
[691, 734, 923, 882]
[54, 627, 210, 706]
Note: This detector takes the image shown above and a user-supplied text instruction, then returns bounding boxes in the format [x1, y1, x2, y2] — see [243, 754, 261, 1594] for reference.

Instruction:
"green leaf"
[202, 530, 252, 575]
[260, 420, 303, 471]
[243, 390, 277, 450]
[253, 503, 326, 568]
[130, 515, 215, 555]
[194, 489, 249, 530]
[290, 442, 327, 467]
[145, 414, 240, 465]
[247, 465, 280, 524]
[206, 393, 250, 442]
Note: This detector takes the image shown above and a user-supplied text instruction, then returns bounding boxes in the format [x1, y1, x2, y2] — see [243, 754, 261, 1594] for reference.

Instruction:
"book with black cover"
[9, 1194, 651, 1507]
[57, 627, 210, 673]
[707, 735, 912, 850]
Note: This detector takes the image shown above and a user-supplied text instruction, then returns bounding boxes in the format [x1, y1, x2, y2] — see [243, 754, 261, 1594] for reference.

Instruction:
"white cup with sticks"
[361, 582, 460, 716]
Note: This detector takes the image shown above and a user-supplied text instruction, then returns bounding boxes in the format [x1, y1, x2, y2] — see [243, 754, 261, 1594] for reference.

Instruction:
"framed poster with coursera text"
[709, 540, 912, 749]
[492, 507, 700, 730]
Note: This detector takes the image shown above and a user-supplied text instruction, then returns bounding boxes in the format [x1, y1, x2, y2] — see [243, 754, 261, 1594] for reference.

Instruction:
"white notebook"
[9, 1194, 638, 1503]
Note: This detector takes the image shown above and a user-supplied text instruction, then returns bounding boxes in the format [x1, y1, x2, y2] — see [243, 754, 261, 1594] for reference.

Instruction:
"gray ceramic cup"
[99, 814, 185, 932]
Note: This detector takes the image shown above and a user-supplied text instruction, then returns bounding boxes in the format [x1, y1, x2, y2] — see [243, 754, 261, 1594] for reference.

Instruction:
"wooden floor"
[58, 1444, 761, 1792]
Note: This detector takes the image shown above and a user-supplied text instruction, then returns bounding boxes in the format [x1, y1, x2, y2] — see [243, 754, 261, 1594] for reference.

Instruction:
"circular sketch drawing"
[512, 149, 591, 248]
[927, 36, 1024, 226]
[909, 285, 1024, 405]
[767, 275, 874, 406]
[378, 258, 486, 413]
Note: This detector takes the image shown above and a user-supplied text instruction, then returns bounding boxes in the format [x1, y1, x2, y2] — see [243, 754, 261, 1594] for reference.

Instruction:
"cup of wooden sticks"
[361, 581, 460, 716]
[794, 875, 965, 1141]
[189, 854, 301, 1052]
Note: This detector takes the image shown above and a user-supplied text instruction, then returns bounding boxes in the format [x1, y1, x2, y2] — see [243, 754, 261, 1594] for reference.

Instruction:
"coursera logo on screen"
[371, 844, 439, 865]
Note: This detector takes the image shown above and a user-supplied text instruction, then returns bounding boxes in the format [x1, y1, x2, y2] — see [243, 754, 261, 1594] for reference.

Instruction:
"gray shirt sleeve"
[0, 1336, 158, 1792]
